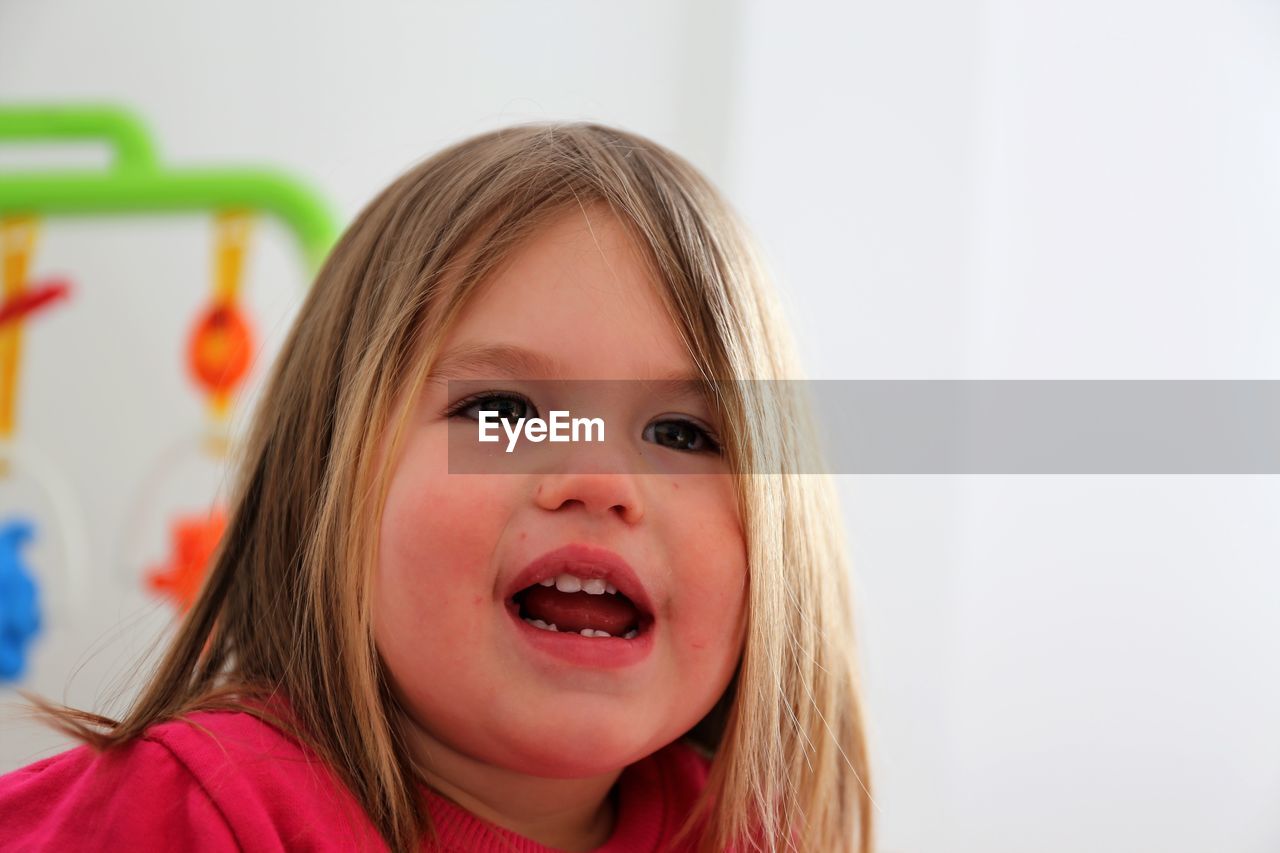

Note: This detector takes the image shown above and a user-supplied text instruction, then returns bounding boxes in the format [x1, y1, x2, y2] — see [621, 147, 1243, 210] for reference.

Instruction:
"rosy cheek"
[665, 478, 748, 657]
[379, 484, 502, 651]
[385, 470, 517, 592]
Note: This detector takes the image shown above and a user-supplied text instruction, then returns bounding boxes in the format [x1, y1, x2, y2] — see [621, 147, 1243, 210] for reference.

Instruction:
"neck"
[401, 718, 622, 851]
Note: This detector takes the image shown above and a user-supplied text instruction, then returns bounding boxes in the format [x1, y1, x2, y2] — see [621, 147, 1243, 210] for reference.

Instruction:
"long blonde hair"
[31, 122, 873, 852]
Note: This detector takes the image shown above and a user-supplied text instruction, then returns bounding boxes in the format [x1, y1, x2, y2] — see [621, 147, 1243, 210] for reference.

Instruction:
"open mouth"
[511, 574, 654, 640]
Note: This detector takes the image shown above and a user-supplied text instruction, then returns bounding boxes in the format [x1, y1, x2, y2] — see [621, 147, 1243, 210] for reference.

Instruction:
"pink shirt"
[0, 709, 717, 851]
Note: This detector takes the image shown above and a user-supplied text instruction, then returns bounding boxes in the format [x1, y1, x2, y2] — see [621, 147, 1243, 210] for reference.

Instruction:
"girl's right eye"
[445, 391, 538, 423]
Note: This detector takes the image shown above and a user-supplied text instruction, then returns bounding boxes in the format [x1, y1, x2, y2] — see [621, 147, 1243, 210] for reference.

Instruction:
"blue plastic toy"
[0, 517, 40, 681]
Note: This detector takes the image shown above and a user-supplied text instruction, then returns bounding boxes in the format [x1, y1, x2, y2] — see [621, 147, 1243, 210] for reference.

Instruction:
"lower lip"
[504, 600, 655, 669]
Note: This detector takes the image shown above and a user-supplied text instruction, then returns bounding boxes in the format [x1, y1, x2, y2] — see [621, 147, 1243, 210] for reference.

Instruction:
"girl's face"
[373, 206, 748, 781]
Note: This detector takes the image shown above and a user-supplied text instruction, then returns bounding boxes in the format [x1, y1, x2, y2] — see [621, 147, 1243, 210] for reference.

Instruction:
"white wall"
[4, 2, 1279, 851]
[727, 1, 1280, 851]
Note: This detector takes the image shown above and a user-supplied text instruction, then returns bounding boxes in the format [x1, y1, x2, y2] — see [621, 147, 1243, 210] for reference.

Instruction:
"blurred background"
[1, 1, 1278, 851]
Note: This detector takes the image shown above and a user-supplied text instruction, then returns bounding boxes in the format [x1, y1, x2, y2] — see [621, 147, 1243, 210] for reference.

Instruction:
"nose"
[533, 456, 645, 525]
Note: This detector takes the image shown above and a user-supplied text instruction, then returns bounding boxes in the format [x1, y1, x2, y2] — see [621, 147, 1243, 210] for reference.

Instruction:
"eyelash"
[444, 390, 723, 455]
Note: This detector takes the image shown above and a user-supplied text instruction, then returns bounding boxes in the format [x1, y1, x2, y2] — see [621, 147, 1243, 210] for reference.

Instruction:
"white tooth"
[554, 574, 582, 593]
[538, 578, 555, 587]
[531, 618, 549, 629]
[579, 628, 593, 637]
[582, 578, 607, 595]
[548, 623, 558, 631]
[605, 583, 617, 595]
[595, 629, 613, 638]
[623, 629, 638, 639]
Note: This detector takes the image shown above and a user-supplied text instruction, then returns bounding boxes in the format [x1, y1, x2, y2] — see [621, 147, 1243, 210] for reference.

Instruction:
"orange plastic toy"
[188, 303, 253, 397]
[145, 211, 255, 613]
[144, 509, 226, 613]
[185, 210, 256, 417]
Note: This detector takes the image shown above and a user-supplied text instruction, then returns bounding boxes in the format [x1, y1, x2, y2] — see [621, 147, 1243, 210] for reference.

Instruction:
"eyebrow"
[427, 342, 711, 397]
[429, 343, 560, 380]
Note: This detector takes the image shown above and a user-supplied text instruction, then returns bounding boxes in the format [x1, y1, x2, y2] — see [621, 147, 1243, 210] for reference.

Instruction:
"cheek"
[382, 477, 494, 584]
[663, 476, 748, 659]
[375, 439, 516, 640]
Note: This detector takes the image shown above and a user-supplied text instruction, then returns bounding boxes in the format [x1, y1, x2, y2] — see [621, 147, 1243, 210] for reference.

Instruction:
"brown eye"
[643, 419, 722, 454]
[448, 392, 536, 423]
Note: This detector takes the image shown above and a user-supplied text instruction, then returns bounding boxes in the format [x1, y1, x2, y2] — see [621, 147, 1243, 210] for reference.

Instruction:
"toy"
[0, 104, 335, 639]
[0, 518, 40, 681]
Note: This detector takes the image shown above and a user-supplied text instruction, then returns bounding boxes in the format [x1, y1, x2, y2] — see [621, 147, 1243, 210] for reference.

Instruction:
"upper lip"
[506, 543, 656, 618]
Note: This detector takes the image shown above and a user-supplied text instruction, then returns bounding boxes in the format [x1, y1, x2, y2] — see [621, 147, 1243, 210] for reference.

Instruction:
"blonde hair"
[31, 122, 873, 852]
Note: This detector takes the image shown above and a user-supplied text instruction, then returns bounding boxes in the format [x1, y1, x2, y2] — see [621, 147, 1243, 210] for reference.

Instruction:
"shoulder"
[0, 725, 239, 851]
[0, 710, 382, 852]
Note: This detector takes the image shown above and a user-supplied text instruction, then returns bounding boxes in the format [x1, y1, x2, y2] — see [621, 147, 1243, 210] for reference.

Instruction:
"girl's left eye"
[643, 418, 722, 455]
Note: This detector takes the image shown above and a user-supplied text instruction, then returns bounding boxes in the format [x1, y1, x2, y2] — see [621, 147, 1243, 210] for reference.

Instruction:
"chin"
[497, 721, 660, 779]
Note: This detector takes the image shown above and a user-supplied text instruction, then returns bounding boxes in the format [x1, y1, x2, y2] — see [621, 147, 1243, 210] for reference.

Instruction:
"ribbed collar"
[418, 747, 673, 852]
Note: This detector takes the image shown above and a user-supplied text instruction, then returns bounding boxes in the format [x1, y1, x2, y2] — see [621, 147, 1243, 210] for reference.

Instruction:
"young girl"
[0, 123, 873, 852]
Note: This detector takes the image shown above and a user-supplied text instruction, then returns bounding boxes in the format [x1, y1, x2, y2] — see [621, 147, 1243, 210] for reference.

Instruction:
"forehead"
[435, 206, 694, 382]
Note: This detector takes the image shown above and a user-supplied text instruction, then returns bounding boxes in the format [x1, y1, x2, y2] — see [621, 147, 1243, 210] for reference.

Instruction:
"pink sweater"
[0, 710, 717, 851]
